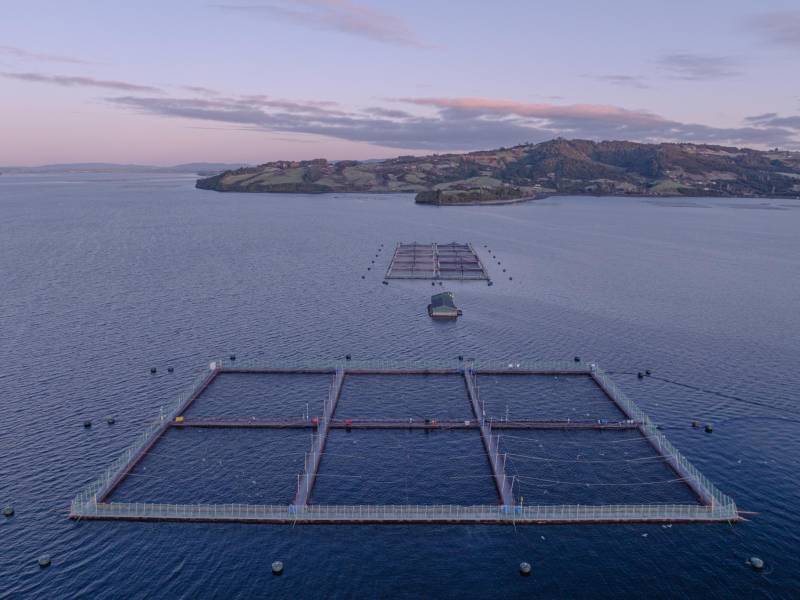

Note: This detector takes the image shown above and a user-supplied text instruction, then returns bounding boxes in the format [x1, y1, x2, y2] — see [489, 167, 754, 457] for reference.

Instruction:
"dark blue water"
[336, 374, 472, 420]
[1, 173, 799, 598]
[183, 373, 332, 420]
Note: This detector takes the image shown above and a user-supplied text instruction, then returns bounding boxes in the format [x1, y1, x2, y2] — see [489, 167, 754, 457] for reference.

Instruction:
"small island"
[196, 139, 800, 204]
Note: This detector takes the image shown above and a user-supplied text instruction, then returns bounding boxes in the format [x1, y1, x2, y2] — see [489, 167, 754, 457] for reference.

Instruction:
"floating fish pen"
[70, 359, 741, 525]
[385, 243, 490, 281]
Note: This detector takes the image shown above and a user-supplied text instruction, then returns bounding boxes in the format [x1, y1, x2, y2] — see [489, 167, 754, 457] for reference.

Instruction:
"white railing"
[71, 366, 219, 509]
[70, 359, 738, 524]
[73, 501, 739, 523]
[590, 365, 737, 511]
[214, 357, 591, 374]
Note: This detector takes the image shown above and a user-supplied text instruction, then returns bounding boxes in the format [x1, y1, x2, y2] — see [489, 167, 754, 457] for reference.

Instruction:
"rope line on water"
[515, 475, 690, 487]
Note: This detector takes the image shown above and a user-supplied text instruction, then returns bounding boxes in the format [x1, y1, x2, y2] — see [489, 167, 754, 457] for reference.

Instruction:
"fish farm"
[385, 242, 490, 281]
[70, 358, 740, 525]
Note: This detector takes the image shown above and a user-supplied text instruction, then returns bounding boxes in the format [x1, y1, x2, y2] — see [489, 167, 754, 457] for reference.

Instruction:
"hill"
[195, 140, 800, 204]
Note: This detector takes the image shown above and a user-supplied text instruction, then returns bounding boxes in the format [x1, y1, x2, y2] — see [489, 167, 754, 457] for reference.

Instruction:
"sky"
[2, 0, 800, 165]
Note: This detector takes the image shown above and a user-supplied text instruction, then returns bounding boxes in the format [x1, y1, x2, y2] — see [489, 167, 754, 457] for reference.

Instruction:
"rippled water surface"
[1, 173, 799, 598]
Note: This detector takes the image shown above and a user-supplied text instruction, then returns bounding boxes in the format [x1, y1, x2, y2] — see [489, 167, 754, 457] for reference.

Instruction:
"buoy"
[382, 281, 388, 285]
[488, 281, 493, 286]
[83, 420, 92, 428]
[692, 421, 699, 428]
[431, 282, 435, 286]
[361, 275, 365, 279]
[574, 356, 581, 362]
[519, 562, 531, 576]
[106, 417, 115, 425]
[150, 367, 157, 374]
[458, 355, 464, 361]
[367, 267, 371, 271]
[705, 424, 713, 433]
[502, 269, 506, 272]
[509, 277, 513, 280]
[345, 354, 351, 361]
[38, 555, 51, 568]
[747, 557, 764, 570]
[645, 369, 651, 376]
[167, 367, 174, 373]
[230, 354, 236, 361]
[637, 372, 644, 379]
[3, 506, 13, 517]
[272, 560, 284, 575]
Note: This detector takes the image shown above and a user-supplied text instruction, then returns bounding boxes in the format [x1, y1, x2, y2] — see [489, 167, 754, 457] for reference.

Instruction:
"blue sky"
[2, 0, 799, 164]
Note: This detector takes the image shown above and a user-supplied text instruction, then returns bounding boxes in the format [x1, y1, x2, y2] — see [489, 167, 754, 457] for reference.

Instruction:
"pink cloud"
[399, 97, 666, 126]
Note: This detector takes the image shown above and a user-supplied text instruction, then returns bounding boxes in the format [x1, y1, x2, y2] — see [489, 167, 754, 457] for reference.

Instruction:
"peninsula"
[195, 139, 800, 204]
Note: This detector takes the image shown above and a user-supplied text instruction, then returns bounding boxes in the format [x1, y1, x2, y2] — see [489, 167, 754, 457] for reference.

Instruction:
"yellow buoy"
[175, 416, 185, 423]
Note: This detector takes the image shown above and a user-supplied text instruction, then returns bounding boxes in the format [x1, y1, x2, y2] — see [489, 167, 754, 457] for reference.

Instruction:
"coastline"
[193, 184, 800, 205]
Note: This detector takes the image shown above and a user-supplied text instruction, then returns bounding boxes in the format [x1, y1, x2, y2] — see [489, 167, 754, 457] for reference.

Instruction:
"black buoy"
[488, 281, 493, 286]
[167, 367, 174, 373]
[345, 354, 352, 361]
[361, 275, 365, 279]
[509, 277, 513, 280]
[371, 260, 375, 264]
[747, 557, 764, 571]
[692, 420, 699, 428]
[519, 562, 532, 576]
[574, 356, 581, 362]
[645, 369, 651, 376]
[272, 560, 284, 575]
[106, 417, 115, 425]
[150, 367, 157, 374]
[3, 506, 13, 517]
[637, 372, 644, 379]
[458, 355, 464, 361]
[367, 267, 371, 271]
[502, 269, 506, 272]
[38, 555, 51, 568]
[83, 420, 92, 428]
[438, 281, 443, 286]
[705, 424, 713, 433]
[230, 354, 236, 361]
[431, 282, 435, 286]
[382, 281, 388, 285]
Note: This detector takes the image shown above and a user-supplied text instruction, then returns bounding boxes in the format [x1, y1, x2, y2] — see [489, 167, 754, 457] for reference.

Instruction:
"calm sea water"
[1, 173, 799, 598]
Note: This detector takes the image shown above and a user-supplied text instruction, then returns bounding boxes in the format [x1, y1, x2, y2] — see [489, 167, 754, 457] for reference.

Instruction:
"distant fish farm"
[385, 242, 490, 281]
[70, 358, 740, 526]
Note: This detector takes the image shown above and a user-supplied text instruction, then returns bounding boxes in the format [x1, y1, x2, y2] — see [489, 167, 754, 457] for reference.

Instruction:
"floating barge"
[69, 358, 741, 526]
[385, 242, 490, 281]
[428, 292, 462, 319]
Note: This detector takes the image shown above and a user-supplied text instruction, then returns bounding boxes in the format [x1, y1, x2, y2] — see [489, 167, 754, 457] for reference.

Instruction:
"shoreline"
[193, 185, 800, 205]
